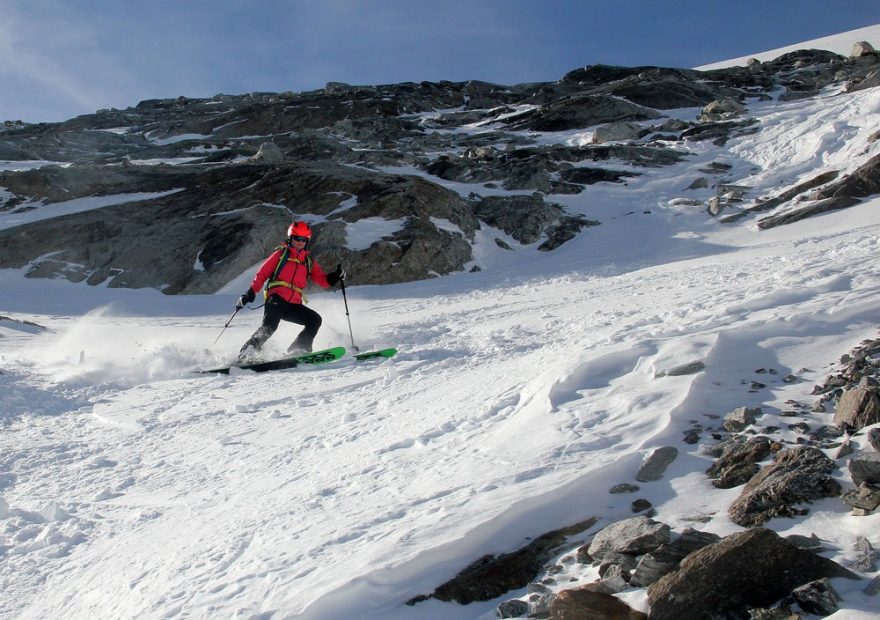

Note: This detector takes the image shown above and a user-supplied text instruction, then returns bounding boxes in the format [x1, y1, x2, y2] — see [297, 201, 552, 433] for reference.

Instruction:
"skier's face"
[291, 236, 308, 249]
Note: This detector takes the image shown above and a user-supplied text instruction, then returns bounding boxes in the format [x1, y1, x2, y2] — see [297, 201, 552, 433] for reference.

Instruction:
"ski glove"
[236, 288, 256, 309]
[327, 264, 346, 286]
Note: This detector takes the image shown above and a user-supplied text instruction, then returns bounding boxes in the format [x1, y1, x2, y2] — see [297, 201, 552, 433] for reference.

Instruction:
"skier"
[235, 221, 345, 360]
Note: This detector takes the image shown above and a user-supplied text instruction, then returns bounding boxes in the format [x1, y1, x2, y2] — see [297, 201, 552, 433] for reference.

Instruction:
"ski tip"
[353, 347, 398, 361]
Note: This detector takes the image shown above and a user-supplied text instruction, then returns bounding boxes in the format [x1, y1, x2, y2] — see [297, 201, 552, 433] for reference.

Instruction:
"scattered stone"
[791, 578, 841, 616]
[636, 446, 678, 482]
[631, 499, 652, 513]
[587, 516, 670, 561]
[496, 598, 528, 618]
[665, 360, 706, 376]
[724, 407, 762, 432]
[610, 483, 640, 494]
[848, 452, 880, 486]
[869, 427, 880, 452]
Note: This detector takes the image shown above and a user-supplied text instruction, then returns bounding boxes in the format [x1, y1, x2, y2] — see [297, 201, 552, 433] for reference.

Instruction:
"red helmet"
[287, 221, 312, 239]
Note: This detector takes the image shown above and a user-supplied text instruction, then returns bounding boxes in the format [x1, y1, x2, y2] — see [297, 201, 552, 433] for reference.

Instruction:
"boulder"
[636, 447, 679, 482]
[849, 452, 880, 486]
[592, 121, 647, 144]
[647, 528, 857, 620]
[834, 387, 880, 429]
[728, 446, 841, 527]
[698, 98, 746, 122]
[851, 41, 876, 57]
[549, 587, 646, 620]
[587, 516, 670, 561]
[630, 528, 720, 587]
[723, 406, 761, 432]
[706, 436, 772, 488]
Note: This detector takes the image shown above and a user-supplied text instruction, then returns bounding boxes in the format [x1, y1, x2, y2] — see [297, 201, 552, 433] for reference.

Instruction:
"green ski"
[202, 346, 346, 374]
[353, 348, 398, 361]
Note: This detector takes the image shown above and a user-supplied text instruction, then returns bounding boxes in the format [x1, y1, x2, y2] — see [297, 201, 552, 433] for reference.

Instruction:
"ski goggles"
[291, 236, 309, 243]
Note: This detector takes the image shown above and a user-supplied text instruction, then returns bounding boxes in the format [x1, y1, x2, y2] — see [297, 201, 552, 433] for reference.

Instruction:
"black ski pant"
[240, 295, 322, 355]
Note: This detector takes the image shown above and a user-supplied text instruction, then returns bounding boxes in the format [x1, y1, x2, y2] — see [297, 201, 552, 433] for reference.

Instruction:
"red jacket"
[248, 244, 331, 304]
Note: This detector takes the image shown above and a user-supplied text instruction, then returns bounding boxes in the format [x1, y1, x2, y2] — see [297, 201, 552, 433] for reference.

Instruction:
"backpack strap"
[264, 245, 313, 303]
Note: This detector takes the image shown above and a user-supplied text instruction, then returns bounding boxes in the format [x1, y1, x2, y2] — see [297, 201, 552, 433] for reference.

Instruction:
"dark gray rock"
[587, 516, 670, 561]
[723, 406, 762, 432]
[834, 387, 880, 429]
[647, 528, 857, 620]
[791, 578, 841, 616]
[504, 94, 660, 132]
[496, 598, 529, 618]
[630, 528, 720, 587]
[636, 447, 679, 482]
[849, 452, 880, 486]
[706, 436, 772, 489]
[407, 518, 597, 606]
[728, 446, 841, 527]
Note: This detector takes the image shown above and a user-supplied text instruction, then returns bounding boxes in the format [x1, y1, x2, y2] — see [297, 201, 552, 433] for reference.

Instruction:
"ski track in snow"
[2, 83, 880, 619]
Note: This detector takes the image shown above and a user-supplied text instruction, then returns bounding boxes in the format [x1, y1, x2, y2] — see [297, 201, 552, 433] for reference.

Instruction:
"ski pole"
[212, 307, 240, 346]
[338, 269, 359, 352]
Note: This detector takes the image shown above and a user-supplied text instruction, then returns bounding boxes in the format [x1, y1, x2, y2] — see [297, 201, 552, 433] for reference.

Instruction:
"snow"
[2, 48, 880, 620]
[0, 190, 185, 232]
[697, 23, 880, 69]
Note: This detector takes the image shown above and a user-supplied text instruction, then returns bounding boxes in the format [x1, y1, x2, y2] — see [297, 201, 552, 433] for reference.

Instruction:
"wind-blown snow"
[2, 51, 880, 620]
[697, 23, 880, 69]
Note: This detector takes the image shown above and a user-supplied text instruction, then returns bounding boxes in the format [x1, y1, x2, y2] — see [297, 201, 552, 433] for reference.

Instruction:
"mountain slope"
[1, 29, 880, 620]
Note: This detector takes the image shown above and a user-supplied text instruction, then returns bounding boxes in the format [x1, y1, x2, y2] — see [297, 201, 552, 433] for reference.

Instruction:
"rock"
[869, 427, 880, 451]
[664, 361, 705, 376]
[587, 516, 670, 561]
[834, 387, 880, 429]
[548, 587, 647, 620]
[505, 94, 660, 132]
[840, 483, 880, 512]
[852, 535, 877, 572]
[851, 41, 876, 57]
[728, 446, 841, 527]
[496, 598, 529, 618]
[252, 141, 284, 163]
[635, 447, 678, 482]
[647, 528, 857, 620]
[631, 499, 653, 513]
[698, 97, 746, 122]
[472, 195, 597, 247]
[849, 452, 880, 485]
[757, 196, 862, 229]
[706, 436, 771, 488]
[592, 121, 647, 144]
[609, 483, 640, 494]
[412, 517, 597, 605]
[630, 528, 720, 587]
[723, 406, 762, 432]
[791, 578, 841, 616]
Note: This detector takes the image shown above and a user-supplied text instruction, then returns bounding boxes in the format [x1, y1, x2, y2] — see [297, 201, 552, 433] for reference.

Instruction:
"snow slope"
[2, 58, 880, 620]
[697, 23, 880, 69]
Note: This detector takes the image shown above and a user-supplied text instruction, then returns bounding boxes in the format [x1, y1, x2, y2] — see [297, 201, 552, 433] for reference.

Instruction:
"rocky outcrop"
[1, 40, 874, 292]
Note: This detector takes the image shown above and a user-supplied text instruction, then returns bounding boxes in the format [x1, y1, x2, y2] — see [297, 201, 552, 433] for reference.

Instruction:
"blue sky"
[1, 0, 878, 123]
